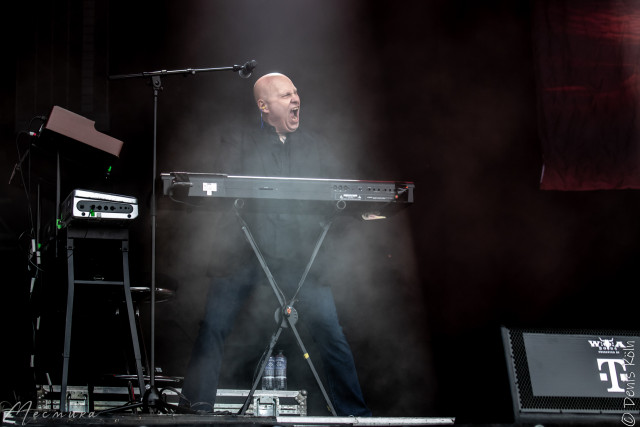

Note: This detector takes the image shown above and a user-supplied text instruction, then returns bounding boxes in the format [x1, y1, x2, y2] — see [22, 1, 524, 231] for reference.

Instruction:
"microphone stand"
[108, 61, 256, 413]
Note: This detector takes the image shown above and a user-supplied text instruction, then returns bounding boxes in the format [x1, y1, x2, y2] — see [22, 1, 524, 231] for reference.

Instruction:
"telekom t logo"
[597, 358, 627, 392]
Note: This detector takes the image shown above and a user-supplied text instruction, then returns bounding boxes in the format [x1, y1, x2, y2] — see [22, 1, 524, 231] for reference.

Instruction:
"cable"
[251, 344, 271, 389]
[13, 115, 49, 396]
[13, 131, 36, 236]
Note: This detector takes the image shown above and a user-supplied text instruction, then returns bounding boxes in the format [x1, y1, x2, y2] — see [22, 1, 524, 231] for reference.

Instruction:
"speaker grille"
[505, 328, 640, 413]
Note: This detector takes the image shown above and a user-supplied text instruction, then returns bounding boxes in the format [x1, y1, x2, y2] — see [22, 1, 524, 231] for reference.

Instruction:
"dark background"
[2, 1, 640, 424]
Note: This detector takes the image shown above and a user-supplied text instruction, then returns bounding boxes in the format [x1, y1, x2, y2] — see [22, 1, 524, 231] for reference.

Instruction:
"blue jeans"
[181, 263, 371, 416]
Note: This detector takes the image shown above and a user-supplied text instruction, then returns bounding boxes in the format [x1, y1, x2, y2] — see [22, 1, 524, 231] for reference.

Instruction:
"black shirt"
[210, 125, 340, 283]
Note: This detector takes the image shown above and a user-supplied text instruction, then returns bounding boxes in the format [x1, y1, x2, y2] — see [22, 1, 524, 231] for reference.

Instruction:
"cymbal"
[130, 287, 176, 303]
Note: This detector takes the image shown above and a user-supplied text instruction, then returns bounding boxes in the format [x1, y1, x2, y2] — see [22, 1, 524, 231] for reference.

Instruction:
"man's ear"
[257, 100, 268, 113]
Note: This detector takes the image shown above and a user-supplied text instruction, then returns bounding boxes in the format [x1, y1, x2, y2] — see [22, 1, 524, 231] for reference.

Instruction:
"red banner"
[535, 0, 640, 190]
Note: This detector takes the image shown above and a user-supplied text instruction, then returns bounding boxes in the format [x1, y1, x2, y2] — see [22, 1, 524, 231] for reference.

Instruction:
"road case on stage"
[214, 389, 307, 416]
[36, 385, 307, 416]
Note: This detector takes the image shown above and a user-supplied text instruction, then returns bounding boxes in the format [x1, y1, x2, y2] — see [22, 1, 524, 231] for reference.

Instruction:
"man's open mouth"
[290, 107, 300, 120]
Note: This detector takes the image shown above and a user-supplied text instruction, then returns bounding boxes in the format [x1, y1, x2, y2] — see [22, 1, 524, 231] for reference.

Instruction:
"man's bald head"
[253, 73, 301, 136]
[253, 73, 289, 103]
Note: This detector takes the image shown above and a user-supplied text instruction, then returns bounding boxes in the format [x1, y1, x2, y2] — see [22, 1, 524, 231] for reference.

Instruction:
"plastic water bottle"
[274, 350, 287, 390]
[262, 356, 275, 390]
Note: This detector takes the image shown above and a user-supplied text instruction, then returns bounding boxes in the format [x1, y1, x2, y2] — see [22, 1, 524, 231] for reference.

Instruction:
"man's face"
[261, 76, 301, 135]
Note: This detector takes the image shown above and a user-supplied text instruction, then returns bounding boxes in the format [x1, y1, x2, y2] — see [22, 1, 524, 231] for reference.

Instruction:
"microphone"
[237, 60, 257, 79]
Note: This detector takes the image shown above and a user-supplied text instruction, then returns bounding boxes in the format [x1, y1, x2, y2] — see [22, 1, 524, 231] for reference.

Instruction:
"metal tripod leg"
[240, 325, 284, 415]
[121, 239, 147, 397]
[286, 316, 337, 415]
[60, 236, 75, 412]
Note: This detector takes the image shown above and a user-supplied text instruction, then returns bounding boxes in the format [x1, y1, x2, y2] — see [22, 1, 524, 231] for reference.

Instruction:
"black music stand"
[233, 200, 342, 416]
[43, 106, 124, 251]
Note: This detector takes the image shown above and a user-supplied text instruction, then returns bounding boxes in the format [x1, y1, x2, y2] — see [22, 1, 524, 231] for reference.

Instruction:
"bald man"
[254, 73, 300, 137]
[180, 73, 371, 417]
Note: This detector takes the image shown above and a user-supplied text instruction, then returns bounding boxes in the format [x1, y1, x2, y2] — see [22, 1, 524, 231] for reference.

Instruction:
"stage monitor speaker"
[502, 327, 640, 425]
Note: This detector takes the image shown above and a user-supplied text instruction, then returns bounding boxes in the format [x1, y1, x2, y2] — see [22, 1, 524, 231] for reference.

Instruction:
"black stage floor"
[1, 413, 455, 426]
[1, 404, 634, 427]
[0, 412, 633, 427]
